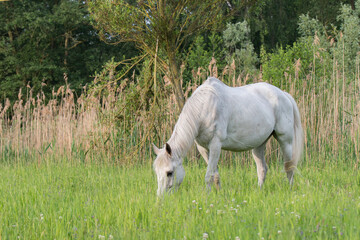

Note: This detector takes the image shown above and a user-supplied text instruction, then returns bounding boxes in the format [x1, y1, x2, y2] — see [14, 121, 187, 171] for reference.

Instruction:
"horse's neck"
[167, 114, 198, 158]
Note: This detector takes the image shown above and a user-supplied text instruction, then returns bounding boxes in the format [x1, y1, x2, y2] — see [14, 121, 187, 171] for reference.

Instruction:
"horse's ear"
[152, 143, 160, 155]
[165, 143, 172, 156]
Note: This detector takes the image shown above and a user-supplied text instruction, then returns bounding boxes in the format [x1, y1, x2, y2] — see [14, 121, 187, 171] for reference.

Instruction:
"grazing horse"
[153, 77, 303, 196]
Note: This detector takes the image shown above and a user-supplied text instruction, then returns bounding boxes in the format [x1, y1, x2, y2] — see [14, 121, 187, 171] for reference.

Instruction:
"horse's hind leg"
[277, 139, 296, 185]
[252, 142, 268, 188]
[274, 109, 298, 185]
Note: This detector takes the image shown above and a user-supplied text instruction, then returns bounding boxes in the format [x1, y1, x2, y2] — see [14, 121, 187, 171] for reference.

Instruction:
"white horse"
[153, 77, 303, 196]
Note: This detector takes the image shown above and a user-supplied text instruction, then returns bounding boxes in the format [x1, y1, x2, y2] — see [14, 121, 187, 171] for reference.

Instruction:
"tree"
[0, 0, 135, 103]
[223, 21, 258, 74]
[232, 0, 355, 54]
[88, 0, 230, 109]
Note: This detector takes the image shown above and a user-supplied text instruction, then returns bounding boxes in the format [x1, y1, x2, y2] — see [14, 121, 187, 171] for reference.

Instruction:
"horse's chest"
[195, 121, 217, 147]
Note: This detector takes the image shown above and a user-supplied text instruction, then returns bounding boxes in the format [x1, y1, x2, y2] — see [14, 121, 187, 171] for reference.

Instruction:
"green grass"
[0, 160, 359, 239]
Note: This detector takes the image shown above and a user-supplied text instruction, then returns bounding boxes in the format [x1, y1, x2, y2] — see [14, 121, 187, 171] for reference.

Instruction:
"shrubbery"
[262, 2, 360, 89]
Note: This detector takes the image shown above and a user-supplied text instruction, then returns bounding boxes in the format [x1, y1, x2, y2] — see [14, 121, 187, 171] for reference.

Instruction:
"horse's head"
[152, 143, 185, 196]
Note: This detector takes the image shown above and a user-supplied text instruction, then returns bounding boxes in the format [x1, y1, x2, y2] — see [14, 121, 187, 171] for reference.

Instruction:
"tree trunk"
[64, 32, 70, 66]
[350, 0, 355, 10]
[168, 53, 185, 110]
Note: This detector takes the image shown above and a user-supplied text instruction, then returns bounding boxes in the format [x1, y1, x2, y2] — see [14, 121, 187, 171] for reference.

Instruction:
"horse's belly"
[221, 133, 271, 151]
[221, 118, 274, 151]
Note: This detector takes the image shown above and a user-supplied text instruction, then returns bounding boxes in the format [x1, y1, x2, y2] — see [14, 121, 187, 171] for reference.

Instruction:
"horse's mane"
[168, 78, 221, 158]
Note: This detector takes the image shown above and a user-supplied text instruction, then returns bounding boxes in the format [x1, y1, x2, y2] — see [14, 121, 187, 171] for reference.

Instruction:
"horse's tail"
[285, 92, 304, 171]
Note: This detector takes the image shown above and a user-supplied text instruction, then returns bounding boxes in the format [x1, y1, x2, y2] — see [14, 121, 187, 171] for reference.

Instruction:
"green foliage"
[261, 40, 314, 87]
[187, 36, 214, 73]
[334, 2, 360, 74]
[1, 0, 356, 106]
[88, 0, 230, 108]
[243, 0, 353, 54]
[88, 0, 228, 46]
[298, 14, 325, 38]
[262, 0, 360, 87]
[0, 0, 135, 103]
[223, 21, 251, 51]
[223, 21, 259, 76]
[182, 33, 226, 83]
[182, 21, 259, 84]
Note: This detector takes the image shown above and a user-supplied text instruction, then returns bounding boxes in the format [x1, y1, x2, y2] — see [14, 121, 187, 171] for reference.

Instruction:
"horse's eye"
[166, 171, 173, 177]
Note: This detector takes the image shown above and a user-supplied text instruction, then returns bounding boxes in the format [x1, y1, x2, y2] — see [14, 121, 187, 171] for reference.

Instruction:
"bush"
[261, 39, 314, 88]
[223, 21, 259, 76]
[261, 0, 360, 89]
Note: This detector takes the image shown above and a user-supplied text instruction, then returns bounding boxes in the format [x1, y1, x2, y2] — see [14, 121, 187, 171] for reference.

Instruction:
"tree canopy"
[0, 0, 357, 104]
[0, 0, 137, 102]
[88, 0, 230, 109]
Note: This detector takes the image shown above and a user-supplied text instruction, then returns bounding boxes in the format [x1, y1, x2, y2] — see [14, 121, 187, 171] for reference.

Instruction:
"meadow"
[0, 159, 359, 239]
[1, 32, 360, 239]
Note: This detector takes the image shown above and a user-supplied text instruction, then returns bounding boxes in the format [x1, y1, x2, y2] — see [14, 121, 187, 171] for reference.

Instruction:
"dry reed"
[0, 50, 359, 168]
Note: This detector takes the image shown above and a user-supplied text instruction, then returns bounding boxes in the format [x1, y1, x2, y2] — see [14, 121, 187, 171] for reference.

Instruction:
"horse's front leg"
[252, 142, 268, 188]
[205, 139, 221, 191]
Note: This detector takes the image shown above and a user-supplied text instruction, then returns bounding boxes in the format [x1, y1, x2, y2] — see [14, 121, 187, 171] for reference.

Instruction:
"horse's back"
[194, 78, 295, 151]
[203, 77, 285, 100]
[198, 78, 294, 117]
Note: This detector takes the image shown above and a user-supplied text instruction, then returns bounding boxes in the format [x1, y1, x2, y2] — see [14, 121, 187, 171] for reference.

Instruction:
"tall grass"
[0, 161, 359, 239]
[0, 42, 359, 168]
